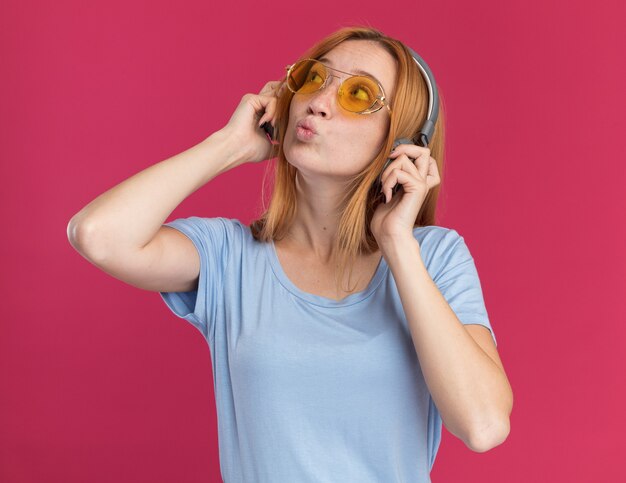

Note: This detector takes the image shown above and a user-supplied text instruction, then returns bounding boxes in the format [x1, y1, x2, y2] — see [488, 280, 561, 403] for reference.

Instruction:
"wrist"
[205, 128, 250, 170]
[379, 235, 422, 265]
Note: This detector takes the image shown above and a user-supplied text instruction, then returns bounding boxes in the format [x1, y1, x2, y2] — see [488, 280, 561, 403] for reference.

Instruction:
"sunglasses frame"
[285, 58, 392, 115]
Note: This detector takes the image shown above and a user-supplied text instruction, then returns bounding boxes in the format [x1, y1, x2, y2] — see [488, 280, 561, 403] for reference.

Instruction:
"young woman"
[68, 26, 513, 483]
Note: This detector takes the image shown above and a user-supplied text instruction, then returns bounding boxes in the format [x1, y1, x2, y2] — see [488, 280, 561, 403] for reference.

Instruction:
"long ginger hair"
[250, 26, 447, 295]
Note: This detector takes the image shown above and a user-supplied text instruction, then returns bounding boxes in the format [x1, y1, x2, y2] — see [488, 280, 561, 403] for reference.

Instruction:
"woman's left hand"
[370, 144, 441, 247]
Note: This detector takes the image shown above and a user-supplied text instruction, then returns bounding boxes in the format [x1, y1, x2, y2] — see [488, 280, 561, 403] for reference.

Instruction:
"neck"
[285, 171, 349, 264]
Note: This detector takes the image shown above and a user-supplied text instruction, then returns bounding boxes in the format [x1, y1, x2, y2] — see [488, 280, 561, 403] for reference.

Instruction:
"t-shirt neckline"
[263, 239, 389, 308]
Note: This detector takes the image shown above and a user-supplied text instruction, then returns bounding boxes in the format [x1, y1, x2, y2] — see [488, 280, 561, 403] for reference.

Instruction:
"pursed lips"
[296, 118, 318, 135]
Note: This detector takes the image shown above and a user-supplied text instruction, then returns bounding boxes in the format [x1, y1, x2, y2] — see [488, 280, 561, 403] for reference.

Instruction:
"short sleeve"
[158, 216, 232, 342]
[427, 228, 497, 346]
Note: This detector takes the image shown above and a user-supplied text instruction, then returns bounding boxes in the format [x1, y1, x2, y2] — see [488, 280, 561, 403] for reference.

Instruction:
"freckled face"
[283, 40, 397, 181]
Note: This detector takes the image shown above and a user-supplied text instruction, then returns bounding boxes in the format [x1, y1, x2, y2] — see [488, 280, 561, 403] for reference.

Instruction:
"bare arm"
[67, 83, 283, 291]
[67, 130, 244, 260]
[382, 236, 513, 453]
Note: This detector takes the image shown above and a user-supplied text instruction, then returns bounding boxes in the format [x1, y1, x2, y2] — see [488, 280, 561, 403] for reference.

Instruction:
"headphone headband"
[405, 46, 439, 147]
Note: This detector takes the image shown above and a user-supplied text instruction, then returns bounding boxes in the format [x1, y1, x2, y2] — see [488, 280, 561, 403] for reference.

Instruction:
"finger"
[381, 165, 413, 199]
[259, 96, 276, 118]
[257, 98, 277, 126]
[277, 81, 287, 96]
[426, 157, 441, 188]
[249, 93, 275, 104]
[390, 146, 434, 179]
[415, 152, 430, 179]
[381, 168, 421, 203]
[389, 144, 431, 162]
[260, 80, 281, 91]
[260, 80, 284, 96]
[381, 158, 441, 200]
[251, 94, 277, 126]
[381, 153, 419, 185]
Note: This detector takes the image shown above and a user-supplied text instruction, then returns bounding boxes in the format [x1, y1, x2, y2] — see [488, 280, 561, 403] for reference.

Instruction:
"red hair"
[250, 26, 447, 294]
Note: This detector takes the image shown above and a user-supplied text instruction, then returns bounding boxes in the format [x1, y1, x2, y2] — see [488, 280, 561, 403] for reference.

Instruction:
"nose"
[307, 74, 340, 118]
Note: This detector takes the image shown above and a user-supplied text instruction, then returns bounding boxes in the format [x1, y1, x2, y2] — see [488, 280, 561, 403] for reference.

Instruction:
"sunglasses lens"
[287, 60, 327, 94]
[286, 59, 383, 113]
[338, 76, 380, 113]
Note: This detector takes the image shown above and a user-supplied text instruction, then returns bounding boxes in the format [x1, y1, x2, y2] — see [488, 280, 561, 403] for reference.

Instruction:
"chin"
[284, 152, 320, 175]
[283, 137, 317, 169]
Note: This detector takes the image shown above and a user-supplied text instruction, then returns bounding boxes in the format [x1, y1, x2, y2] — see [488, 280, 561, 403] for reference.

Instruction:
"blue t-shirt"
[159, 216, 496, 483]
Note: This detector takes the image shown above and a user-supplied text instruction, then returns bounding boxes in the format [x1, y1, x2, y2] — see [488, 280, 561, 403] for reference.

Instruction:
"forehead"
[320, 40, 397, 98]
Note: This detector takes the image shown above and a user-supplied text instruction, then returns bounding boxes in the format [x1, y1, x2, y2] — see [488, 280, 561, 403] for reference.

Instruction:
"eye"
[350, 84, 374, 102]
[305, 69, 324, 85]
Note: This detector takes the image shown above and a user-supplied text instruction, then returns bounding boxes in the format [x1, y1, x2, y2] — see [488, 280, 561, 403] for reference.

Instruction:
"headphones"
[394, 47, 439, 148]
[376, 46, 439, 197]
[261, 44, 439, 198]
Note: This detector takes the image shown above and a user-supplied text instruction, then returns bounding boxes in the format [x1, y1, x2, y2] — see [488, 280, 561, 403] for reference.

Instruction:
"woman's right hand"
[219, 80, 285, 165]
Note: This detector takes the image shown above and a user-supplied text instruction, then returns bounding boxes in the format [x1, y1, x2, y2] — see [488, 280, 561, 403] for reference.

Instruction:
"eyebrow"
[317, 57, 385, 89]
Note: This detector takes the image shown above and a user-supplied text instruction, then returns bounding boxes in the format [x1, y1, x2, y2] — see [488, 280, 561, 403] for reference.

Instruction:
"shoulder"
[412, 225, 473, 278]
[209, 218, 266, 249]
[164, 216, 251, 247]
[412, 224, 463, 251]
[178, 216, 246, 232]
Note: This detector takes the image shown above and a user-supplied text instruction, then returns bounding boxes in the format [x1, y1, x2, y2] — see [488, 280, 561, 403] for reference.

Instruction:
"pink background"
[1, 0, 624, 481]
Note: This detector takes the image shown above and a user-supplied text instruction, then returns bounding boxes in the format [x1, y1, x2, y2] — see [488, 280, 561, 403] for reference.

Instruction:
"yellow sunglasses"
[285, 58, 392, 114]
